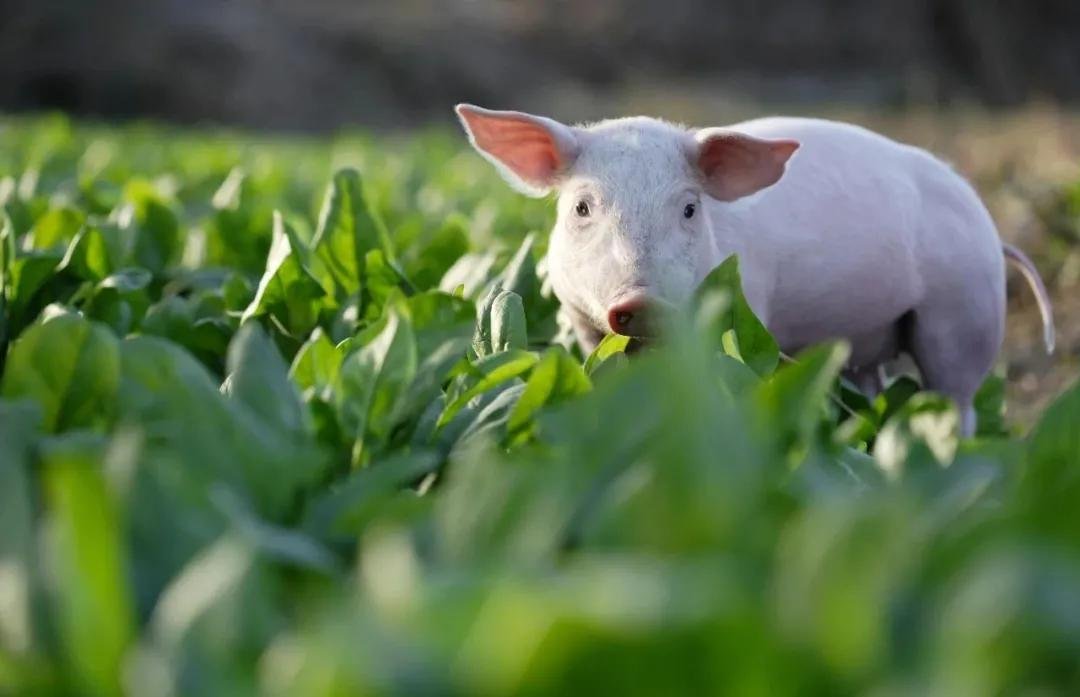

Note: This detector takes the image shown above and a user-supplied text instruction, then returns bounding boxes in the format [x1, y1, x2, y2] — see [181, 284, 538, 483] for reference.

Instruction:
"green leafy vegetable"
[0, 115, 1075, 697]
[1, 313, 119, 432]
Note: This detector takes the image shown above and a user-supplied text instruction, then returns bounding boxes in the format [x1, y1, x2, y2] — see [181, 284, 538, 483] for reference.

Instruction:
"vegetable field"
[1, 114, 1079, 696]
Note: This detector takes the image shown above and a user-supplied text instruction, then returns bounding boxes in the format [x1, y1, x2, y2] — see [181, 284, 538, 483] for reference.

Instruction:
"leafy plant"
[0, 115, 1078, 696]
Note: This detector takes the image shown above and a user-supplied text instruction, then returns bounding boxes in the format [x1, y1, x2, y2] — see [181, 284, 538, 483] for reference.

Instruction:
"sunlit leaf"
[584, 333, 630, 375]
[241, 211, 325, 337]
[695, 255, 779, 376]
[0, 313, 119, 432]
[438, 349, 538, 427]
[311, 168, 393, 298]
[289, 327, 342, 400]
[42, 436, 134, 697]
[507, 347, 591, 443]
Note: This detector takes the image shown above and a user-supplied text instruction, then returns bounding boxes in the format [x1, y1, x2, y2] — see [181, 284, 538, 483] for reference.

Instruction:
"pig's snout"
[607, 295, 652, 337]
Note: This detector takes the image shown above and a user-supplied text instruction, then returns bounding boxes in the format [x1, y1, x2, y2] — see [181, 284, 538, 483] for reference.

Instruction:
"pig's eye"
[683, 203, 696, 219]
[574, 200, 591, 218]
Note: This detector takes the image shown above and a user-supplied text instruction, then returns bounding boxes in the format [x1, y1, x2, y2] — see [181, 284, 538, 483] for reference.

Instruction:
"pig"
[454, 104, 1056, 437]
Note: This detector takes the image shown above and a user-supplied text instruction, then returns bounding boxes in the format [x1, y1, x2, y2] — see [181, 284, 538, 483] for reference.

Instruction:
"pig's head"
[455, 104, 798, 348]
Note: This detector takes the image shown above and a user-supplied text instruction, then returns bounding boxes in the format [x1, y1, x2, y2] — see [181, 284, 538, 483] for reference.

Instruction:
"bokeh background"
[2, 0, 1078, 424]
[3, 0, 1080, 128]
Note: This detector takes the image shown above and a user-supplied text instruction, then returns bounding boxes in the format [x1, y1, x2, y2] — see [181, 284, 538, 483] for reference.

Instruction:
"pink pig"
[456, 105, 1055, 436]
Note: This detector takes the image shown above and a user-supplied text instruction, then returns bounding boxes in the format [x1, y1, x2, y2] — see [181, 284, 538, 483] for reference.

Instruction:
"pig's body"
[710, 117, 1004, 382]
[455, 105, 1055, 437]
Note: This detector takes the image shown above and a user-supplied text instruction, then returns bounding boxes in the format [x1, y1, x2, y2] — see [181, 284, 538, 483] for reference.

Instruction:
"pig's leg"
[843, 321, 902, 400]
[845, 364, 885, 399]
[842, 321, 901, 400]
[906, 298, 1002, 438]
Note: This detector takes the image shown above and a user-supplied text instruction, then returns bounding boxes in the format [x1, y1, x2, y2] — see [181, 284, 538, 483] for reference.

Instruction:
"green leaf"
[874, 393, 959, 479]
[472, 283, 501, 358]
[311, 168, 393, 298]
[289, 327, 343, 400]
[403, 213, 470, 289]
[1018, 378, 1080, 545]
[1, 313, 119, 432]
[498, 232, 538, 302]
[222, 272, 255, 312]
[335, 305, 417, 464]
[97, 267, 151, 294]
[122, 179, 180, 273]
[6, 250, 64, 328]
[0, 400, 40, 656]
[387, 291, 475, 433]
[973, 373, 1008, 437]
[213, 489, 340, 575]
[118, 336, 324, 521]
[695, 255, 779, 376]
[490, 289, 528, 352]
[712, 351, 763, 400]
[226, 323, 311, 439]
[407, 289, 476, 357]
[507, 347, 591, 442]
[0, 212, 13, 354]
[139, 296, 232, 373]
[145, 534, 268, 659]
[362, 248, 412, 320]
[0, 211, 13, 287]
[59, 223, 127, 281]
[440, 250, 500, 300]
[438, 349, 538, 427]
[875, 375, 921, 426]
[42, 436, 134, 697]
[447, 382, 527, 451]
[241, 211, 324, 337]
[303, 449, 439, 539]
[212, 166, 246, 211]
[584, 333, 631, 375]
[24, 207, 84, 251]
[82, 267, 153, 335]
[756, 341, 850, 459]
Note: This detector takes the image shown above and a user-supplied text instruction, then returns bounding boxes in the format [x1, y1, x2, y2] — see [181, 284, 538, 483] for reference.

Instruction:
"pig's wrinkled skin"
[455, 104, 1055, 436]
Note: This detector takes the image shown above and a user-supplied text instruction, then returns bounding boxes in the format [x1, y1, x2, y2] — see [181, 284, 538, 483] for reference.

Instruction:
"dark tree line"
[1, 0, 1077, 129]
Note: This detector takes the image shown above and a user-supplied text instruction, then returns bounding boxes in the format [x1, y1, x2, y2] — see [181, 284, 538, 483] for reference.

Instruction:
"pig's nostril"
[607, 298, 647, 335]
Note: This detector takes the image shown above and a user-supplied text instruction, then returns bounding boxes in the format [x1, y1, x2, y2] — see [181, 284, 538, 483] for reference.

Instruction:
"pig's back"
[713, 116, 992, 348]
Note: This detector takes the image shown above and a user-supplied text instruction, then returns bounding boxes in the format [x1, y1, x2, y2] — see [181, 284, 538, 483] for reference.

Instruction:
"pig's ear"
[693, 130, 799, 202]
[455, 104, 580, 197]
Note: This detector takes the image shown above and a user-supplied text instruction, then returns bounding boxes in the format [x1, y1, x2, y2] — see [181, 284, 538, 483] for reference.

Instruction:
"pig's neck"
[707, 204, 749, 260]
[705, 197, 775, 323]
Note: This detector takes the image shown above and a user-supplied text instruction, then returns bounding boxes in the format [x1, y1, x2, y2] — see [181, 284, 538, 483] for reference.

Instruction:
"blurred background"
[2, 0, 1080, 128]
[1, 0, 1078, 422]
